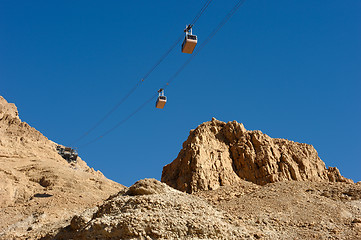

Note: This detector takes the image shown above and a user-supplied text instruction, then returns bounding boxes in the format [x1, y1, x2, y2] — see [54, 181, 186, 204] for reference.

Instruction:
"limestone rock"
[0, 96, 125, 239]
[70, 207, 98, 231]
[0, 96, 19, 120]
[45, 179, 253, 240]
[162, 118, 351, 193]
[125, 178, 168, 196]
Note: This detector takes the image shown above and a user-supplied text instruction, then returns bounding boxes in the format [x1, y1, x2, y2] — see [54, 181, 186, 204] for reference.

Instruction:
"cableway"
[78, 0, 246, 149]
[70, 0, 213, 146]
[78, 93, 158, 148]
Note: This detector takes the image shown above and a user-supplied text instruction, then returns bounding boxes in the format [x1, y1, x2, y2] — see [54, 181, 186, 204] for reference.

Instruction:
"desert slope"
[195, 180, 361, 239]
[44, 180, 361, 239]
[0, 96, 125, 239]
[44, 179, 256, 240]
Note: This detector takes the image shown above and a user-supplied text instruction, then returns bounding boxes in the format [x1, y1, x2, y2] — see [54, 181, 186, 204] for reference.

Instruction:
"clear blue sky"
[1, 1, 360, 186]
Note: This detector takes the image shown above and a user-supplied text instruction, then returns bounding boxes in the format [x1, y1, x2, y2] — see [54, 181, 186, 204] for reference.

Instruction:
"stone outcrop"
[0, 96, 52, 158]
[0, 96, 125, 239]
[162, 118, 351, 193]
[45, 179, 253, 240]
[0, 96, 19, 119]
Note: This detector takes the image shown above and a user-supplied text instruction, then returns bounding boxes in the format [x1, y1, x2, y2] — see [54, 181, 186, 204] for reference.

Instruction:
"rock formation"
[0, 96, 51, 158]
[44, 179, 254, 240]
[162, 118, 351, 193]
[0, 96, 125, 239]
[2, 96, 360, 240]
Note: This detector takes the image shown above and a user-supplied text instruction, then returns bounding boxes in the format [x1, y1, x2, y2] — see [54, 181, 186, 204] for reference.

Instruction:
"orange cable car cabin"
[156, 89, 167, 109]
[182, 25, 197, 54]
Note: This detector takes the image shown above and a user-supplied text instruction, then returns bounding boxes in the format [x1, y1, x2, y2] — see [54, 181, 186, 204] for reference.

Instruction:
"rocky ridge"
[44, 179, 255, 240]
[45, 179, 361, 240]
[162, 118, 351, 193]
[0, 96, 125, 239]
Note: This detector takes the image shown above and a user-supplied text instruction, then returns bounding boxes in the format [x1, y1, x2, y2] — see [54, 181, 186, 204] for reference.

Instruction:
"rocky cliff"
[162, 118, 351, 193]
[0, 96, 125, 239]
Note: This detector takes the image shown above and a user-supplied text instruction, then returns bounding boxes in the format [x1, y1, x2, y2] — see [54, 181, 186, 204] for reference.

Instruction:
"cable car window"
[187, 35, 197, 40]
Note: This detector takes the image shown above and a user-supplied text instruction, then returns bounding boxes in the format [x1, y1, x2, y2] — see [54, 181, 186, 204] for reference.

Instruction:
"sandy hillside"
[195, 180, 361, 239]
[43, 179, 256, 240]
[0, 96, 125, 239]
[44, 179, 361, 240]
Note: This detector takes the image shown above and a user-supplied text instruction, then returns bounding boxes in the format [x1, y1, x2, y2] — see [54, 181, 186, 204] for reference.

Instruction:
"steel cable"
[190, 0, 213, 26]
[78, 92, 158, 148]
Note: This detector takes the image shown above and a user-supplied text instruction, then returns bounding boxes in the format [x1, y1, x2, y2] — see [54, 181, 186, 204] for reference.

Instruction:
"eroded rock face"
[46, 179, 252, 240]
[0, 96, 124, 239]
[162, 118, 351, 193]
[0, 96, 51, 158]
[0, 96, 19, 120]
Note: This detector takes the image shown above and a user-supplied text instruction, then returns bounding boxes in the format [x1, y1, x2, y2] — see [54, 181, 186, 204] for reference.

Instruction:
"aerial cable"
[70, 82, 141, 146]
[70, 0, 214, 146]
[78, 92, 158, 148]
[190, 0, 213, 26]
[77, 0, 246, 148]
[141, 34, 184, 81]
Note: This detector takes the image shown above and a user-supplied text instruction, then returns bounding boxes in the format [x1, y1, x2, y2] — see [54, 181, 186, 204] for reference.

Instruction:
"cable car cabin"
[181, 34, 197, 54]
[156, 96, 167, 109]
